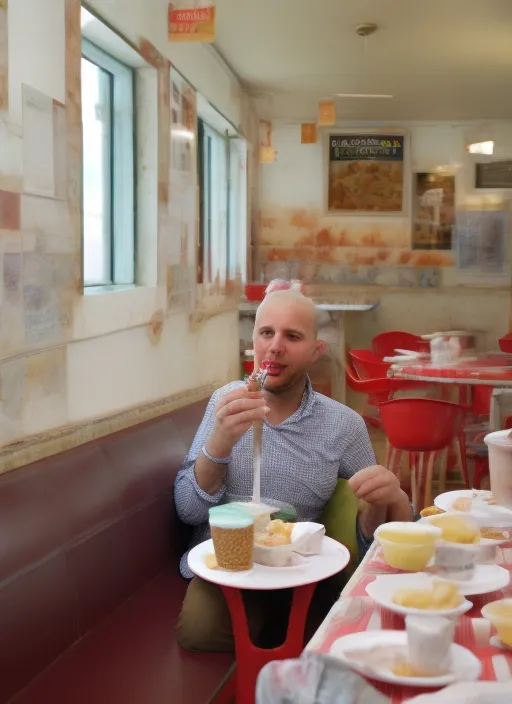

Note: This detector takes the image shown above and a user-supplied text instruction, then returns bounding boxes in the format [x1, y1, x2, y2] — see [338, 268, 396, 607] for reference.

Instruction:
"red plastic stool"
[380, 398, 466, 512]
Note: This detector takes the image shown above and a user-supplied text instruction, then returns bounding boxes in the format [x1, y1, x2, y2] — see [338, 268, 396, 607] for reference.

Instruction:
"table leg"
[220, 583, 317, 704]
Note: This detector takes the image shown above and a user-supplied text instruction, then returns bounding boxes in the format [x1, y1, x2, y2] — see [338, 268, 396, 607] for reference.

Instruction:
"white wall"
[0, 0, 245, 447]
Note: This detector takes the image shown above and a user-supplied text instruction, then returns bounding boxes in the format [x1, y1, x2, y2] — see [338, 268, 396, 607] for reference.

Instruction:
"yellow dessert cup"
[482, 599, 512, 647]
[375, 522, 442, 572]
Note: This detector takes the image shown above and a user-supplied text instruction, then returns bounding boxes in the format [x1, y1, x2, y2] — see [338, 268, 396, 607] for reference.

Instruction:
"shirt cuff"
[356, 514, 374, 561]
[188, 465, 227, 504]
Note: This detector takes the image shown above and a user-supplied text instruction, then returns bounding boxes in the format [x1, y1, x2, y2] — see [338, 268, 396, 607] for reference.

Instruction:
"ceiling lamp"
[466, 141, 494, 155]
[355, 23, 378, 37]
[335, 93, 393, 99]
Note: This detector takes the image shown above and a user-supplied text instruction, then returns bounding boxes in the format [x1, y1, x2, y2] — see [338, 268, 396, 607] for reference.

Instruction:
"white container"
[253, 540, 294, 567]
[485, 430, 512, 510]
[229, 501, 274, 532]
[406, 614, 455, 676]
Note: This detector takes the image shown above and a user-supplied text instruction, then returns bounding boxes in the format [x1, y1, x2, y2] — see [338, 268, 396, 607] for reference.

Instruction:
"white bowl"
[253, 541, 294, 567]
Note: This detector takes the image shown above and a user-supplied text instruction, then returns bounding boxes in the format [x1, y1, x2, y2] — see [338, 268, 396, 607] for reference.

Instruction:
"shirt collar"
[277, 375, 316, 425]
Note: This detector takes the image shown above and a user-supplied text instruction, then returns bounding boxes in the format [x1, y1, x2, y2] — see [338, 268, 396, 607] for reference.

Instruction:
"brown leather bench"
[0, 399, 235, 704]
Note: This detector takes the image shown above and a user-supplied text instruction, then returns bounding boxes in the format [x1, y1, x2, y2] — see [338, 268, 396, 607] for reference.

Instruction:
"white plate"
[435, 564, 510, 596]
[435, 490, 512, 529]
[187, 536, 350, 590]
[365, 573, 473, 617]
[329, 631, 481, 687]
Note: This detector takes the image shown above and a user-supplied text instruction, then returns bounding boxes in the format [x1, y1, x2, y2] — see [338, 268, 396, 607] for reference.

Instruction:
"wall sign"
[475, 161, 512, 189]
[412, 172, 455, 250]
[327, 134, 405, 213]
[168, 2, 216, 43]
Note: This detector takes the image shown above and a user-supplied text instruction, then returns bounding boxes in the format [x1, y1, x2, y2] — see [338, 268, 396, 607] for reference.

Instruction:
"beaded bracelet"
[201, 445, 232, 465]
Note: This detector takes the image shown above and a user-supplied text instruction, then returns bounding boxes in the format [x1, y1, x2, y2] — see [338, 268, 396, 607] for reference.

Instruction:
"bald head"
[255, 289, 318, 338]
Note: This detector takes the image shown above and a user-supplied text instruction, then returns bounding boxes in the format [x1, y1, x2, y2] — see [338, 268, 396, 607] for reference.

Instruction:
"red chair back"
[372, 331, 430, 357]
[349, 349, 390, 380]
[499, 333, 512, 354]
[380, 398, 466, 451]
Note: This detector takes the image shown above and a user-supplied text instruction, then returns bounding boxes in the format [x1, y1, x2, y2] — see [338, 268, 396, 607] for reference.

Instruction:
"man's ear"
[312, 339, 327, 364]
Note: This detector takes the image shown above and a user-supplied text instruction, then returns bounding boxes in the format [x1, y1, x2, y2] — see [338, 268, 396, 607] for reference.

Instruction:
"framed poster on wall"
[412, 172, 455, 250]
[325, 132, 407, 214]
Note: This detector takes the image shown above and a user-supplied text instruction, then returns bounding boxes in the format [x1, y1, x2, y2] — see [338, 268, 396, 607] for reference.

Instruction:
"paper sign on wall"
[260, 146, 277, 164]
[168, 2, 216, 43]
[301, 123, 317, 144]
[318, 100, 336, 126]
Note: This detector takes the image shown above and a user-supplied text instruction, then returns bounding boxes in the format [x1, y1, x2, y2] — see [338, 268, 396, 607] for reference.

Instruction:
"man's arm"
[358, 488, 412, 541]
[175, 384, 268, 525]
[337, 412, 412, 553]
[174, 392, 228, 526]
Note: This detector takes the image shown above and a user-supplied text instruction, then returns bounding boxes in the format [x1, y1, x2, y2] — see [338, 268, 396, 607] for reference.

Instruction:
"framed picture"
[455, 210, 508, 274]
[412, 172, 455, 250]
[325, 131, 407, 214]
[475, 161, 512, 189]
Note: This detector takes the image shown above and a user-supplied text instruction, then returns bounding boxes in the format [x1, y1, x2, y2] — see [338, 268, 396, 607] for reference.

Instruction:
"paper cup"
[209, 506, 254, 571]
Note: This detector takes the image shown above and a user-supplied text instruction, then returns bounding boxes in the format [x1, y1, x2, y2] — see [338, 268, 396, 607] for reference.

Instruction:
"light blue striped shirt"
[174, 378, 376, 578]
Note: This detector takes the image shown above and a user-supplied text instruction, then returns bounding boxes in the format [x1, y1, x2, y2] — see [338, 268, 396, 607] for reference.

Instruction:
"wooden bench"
[0, 400, 234, 704]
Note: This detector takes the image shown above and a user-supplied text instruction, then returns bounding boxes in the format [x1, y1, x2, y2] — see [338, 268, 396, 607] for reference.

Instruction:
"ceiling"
[213, 0, 512, 122]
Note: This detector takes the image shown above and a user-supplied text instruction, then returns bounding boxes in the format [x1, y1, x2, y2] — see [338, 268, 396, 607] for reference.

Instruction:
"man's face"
[253, 300, 322, 394]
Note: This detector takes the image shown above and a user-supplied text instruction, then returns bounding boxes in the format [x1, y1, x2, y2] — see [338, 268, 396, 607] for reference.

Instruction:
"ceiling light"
[335, 93, 393, 99]
[466, 141, 494, 155]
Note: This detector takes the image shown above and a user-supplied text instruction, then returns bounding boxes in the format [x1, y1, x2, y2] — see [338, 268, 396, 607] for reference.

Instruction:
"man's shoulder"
[212, 380, 246, 400]
[312, 391, 365, 427]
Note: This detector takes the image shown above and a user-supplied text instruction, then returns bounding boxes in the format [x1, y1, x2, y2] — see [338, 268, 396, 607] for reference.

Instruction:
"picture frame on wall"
[412, 172, 455, 250]
[324, 130, 409, 215]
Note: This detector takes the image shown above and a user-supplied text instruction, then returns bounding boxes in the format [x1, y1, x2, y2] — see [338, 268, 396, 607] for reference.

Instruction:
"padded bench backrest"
[0, 398, 208, 703]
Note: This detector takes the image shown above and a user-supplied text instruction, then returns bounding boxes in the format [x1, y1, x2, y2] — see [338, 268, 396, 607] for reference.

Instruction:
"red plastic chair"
[345, 357, 392, 428]
[372, 331, 430, 357]
[349, 349, 391, 380]
[380, 398, 466, 512]
[499, 333, 512, 354]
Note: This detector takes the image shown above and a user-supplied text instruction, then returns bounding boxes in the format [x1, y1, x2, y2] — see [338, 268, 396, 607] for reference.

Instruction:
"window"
[198, 117, 248, 286]
[81, 39, 135, 287]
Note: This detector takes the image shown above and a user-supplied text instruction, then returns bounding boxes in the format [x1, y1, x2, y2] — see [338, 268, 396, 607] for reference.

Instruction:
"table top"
[187, 537, 350, 590]
[389, 353, 512, 386]
[306, 543, 512, 701]
[239, 301, 379, 314]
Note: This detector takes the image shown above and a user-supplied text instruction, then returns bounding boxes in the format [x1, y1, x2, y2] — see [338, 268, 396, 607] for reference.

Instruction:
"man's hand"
[349, 465, 412, 542]
[206, 387, 269, 459]
[348, 464, 402, 507]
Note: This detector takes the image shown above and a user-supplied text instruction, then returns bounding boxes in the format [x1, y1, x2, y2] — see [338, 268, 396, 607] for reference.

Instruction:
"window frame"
[81, 37, 136, 288]
[198, 117, 247, 288]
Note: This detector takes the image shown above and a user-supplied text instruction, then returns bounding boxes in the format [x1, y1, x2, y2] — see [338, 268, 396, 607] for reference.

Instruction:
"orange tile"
[0, 191, 20, 231]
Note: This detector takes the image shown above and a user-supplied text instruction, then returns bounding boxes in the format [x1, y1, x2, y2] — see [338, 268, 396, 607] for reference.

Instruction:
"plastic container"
[406, 614, 455, 676]
[434, 542, 477, 581]
[242, 349, 255, 379]
[485, 430, 512, 510]
[228, 501, 274, 532]
[425, 512, 481, 544]
[208, 506, 254, 571]
[245, 283, 266, 301]
[482, 598, 512, 646]
[253, 539, 294, 567]
[375, 522, 442, 572]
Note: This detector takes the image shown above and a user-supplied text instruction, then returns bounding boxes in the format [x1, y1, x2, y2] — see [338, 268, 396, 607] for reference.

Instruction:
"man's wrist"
[388, 489, 414, 521]
[204, 435, 233, 461]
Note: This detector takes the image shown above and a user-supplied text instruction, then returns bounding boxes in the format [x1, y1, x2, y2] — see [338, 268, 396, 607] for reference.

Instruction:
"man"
[174, 289, 412, 651]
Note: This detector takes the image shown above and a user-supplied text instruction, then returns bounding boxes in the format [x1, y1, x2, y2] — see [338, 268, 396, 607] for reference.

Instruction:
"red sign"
[168, 3, 216, 43]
